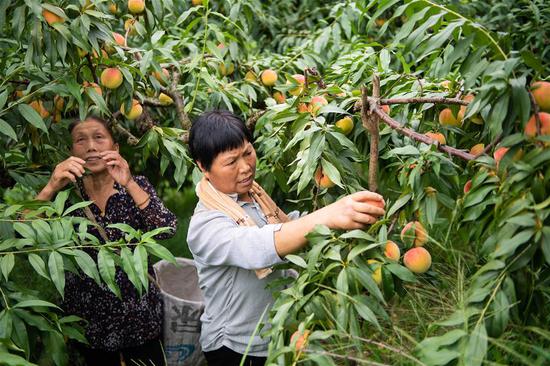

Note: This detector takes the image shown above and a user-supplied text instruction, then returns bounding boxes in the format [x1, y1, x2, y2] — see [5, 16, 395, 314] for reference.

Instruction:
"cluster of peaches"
[368, 221, 432, 290]
[35, 1, 174, 124]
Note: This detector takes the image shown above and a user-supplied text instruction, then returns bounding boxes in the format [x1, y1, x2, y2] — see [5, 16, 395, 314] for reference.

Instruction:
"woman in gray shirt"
[187, 110, 385, 366]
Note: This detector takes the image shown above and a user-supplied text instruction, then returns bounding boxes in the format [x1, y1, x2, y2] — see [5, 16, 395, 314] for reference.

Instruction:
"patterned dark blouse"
[62, 175, 177, 351]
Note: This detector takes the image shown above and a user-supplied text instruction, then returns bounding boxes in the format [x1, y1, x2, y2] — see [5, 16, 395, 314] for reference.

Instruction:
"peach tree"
[0, 0, 549, 365]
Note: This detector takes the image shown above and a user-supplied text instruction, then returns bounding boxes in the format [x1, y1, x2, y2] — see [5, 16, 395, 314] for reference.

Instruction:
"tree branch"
[370, 102, 474, 161]
[142, 98, 168, 107]
[355, 97, 469, 110]
[361, 75, 381, 192]
[110, 111, 139, 145]
[160, 71, 191, 130]
[246, 110, 266, 131]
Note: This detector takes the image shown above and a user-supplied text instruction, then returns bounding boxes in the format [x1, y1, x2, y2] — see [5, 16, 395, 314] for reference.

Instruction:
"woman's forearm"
[273, 209, 327, 257]
[36, 184, 56, 201]
[125, 179, 151, 209]
[273, 191, 385, 257]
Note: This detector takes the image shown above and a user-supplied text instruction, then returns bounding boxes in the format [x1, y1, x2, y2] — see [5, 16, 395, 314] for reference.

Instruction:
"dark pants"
[78, 338, 165, 366]
[204, 346, 266, 366]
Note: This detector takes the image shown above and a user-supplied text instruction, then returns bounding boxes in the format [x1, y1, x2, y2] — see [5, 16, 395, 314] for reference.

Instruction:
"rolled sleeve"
[187, 208, 285, 270]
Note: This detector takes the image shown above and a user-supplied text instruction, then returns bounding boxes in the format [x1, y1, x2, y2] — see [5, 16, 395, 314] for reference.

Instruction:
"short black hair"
[68, 115, 116, 142]
[189, 110, 253, 171]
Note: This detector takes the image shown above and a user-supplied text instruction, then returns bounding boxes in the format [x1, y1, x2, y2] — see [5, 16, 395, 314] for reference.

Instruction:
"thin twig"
[481, 134, 503, 156]
[528, 89, 542, 136]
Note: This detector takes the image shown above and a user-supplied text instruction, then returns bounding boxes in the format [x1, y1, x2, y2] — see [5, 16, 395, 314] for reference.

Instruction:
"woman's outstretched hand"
[274, 190, 385, 257]
[321, 190, 385, 230]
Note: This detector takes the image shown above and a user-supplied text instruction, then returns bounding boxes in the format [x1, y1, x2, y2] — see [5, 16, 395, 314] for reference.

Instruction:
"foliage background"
[0, 0, 549, 365]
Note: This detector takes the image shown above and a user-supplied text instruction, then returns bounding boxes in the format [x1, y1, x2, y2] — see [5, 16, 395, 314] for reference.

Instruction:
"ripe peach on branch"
[260, 69, 277, 86]
[335, 116, 354, 135]
[384, 240, 400, 261]
[400, 221, 428, 247]
[531, 81, 550, 112]
[288, 74, 305, 96]
[403, 247, 432, 274]
[120, 99, 143, 120]
[314, 167, 335, 189]
[290, 329, 311, 353]
[100, 68, 123, 89]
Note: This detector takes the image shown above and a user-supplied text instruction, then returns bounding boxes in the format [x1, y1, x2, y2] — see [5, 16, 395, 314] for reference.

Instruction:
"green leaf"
[418, 329, 466, 349]
[510, 77, 530, 124]
[352, 295, 380, 329]
[28, 253, 49, 280]
[462, 322, 488, 366]
[1, 253, 14, 281]
[134, 245, 149, 289]
[48, 251, 65, 297]
[388, 146, 420, 156]
[347, 242, 379, 262]
[144, 243, 176, 263]
[321, 158, 343, 188]
[385, 263, 417, 282]
[387, 193, 411, 217]
[107, 223, 138, 239]
[351, 267, 385, 304]
[0, 89, 7, 109]
[542, 227, 550, 266]
[463, 186, 495, 208]
[98, 248, 121, 298]
[11, 313, 30, 359]
[63, 200, 93, 216]
[492, 229, 534, 258]
[14, 299, 60, 310]
[73, 249, 101, 285]
[285, 254, 307, 268]
[53, 190, 70, 215]
[0, 309, 13, 339]
[340, 230, 374, 241]
[419, 348, 461, 366]
[13, 223, 35, 240]
[0, 118, 17, 140]
[120, 247, 142, 295]
[17, 103, 47, 132]
[0, 351, 35, 366]
[318, 104, 349, 115]
[336, 268, 349, 294]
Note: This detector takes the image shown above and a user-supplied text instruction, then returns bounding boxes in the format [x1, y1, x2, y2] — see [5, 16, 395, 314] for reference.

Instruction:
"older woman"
[36, 116, 177, 366]
[187, 110, 385, 366]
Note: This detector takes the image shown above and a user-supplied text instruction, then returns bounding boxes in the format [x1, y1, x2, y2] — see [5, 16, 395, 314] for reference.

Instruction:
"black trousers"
[78, 337, 165, 366]
[204, 346, 266, 366]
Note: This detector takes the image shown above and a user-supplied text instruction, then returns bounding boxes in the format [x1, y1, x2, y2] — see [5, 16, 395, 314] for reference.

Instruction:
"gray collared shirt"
[187, 194, 288, 356]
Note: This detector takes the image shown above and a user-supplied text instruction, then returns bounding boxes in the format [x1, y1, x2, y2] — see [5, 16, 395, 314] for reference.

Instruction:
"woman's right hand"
[320, 191, 386, 230]
[274, 190, 386, 257]
[37, 157, 86, 200]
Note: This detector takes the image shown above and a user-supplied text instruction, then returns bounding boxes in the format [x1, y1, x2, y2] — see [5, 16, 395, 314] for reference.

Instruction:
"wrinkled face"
[200, 141, 257, 197]
[71, 119, 118, 173]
